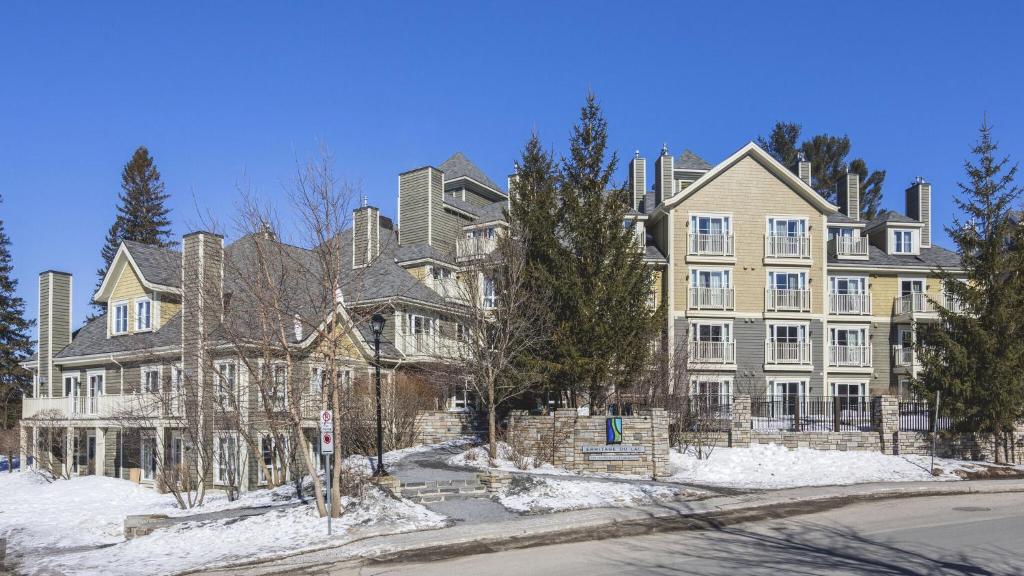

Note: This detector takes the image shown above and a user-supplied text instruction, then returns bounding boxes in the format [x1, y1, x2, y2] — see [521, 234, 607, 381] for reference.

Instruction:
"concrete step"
[399, 478, 489, 502]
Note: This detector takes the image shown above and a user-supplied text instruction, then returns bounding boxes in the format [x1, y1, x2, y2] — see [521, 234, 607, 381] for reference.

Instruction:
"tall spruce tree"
[516, 94, 659, 409]
[757, 122, 886, 210]
[916, 118, 1024, 463]
[93, 146, 174, 315]
[0, 198, 35, 430]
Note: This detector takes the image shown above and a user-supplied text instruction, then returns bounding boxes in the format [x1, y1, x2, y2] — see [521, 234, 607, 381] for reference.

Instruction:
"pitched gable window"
[892, 230, 914, 254]
[112, 302, 129, 334]
[135, 298, 152, 331]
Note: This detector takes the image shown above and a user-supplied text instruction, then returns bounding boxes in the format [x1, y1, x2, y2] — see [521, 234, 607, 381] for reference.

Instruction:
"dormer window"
[892, 230, 915, 254]
[135, 298, 152, 331]
[112, 302, 129, 334]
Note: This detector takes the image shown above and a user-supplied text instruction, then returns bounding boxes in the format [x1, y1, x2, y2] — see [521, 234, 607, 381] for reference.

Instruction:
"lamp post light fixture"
[370, 313, 387, 476]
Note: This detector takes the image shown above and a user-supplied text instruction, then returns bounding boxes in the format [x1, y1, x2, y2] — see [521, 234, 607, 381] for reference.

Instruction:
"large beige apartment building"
[17, 143, 962, 489]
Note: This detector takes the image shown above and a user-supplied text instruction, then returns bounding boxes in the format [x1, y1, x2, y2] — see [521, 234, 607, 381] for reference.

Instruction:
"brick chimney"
[836, 172, 860, 220]
[629, 151, 647, 211]
[38, 271, 72, 397]
[906, 177, 932, 248]
[353, 199, 381, 268]
[797, 153, 812, 187]
[653, 145, 674, 205]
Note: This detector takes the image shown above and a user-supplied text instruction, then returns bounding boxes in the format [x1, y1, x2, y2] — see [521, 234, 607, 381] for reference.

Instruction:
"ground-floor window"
[767, 379, 808, 415]
[214, 433, 239, 486]
[258, 434, 288, 485]
[449, 380, 475, 412]
[141, 434, 158, 481]
[830, 381, 867, 410]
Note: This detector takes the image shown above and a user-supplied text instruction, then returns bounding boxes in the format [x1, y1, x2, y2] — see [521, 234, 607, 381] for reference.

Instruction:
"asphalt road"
[342, 492, 1024, 575]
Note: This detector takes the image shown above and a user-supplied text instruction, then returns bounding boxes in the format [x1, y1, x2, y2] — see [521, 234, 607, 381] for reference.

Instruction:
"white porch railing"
[398, 333, 463, 357]
[688, 287, 735, 310]
[828, 236, 869, 257]
[456, 236, 498, 259]
[829, 345, 872, 367]
[829, 292, 872, 315]
[895, 293, 933, 315]
[688, 233, 734, 257]
[893, 345, 914, 367]
[688, 341, 736, 364]
[766, 288, 811, 312]
[765, 341, 813, 365]
[765, 235, 811, 258]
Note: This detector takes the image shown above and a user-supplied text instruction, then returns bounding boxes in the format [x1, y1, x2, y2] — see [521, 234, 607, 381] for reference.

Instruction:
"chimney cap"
[661, 143, 669, 156]
[40, 269, 72, 276]
[913, 176, 927, 185]
[183, 230, 224, 239]
[634, 150, 641, 159]
[797, 151, 808, 162]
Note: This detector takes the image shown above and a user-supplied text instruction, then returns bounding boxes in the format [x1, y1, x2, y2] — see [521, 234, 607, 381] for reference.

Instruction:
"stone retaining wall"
[414, 411, 484, 445]
[508, 409, 670, 479]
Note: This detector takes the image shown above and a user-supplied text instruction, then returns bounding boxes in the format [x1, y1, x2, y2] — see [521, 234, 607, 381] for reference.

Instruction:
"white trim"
[110, 300, 130, 335]
[134, 296, 153, 332]
[93, 243, 181, 303]
[140, 364, 162, 394]
[764, 377, 810, 397]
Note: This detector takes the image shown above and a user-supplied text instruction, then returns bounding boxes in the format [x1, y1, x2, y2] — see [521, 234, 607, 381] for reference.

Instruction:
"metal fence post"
[833, 396, 841, 432]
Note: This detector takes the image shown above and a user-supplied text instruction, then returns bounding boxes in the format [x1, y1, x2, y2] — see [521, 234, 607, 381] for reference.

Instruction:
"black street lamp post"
[370, 313, 387, 476]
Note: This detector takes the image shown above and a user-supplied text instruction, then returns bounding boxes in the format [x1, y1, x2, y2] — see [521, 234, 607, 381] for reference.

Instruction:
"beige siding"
[160, 295, 182, 325]
[672, 155, 826, 314]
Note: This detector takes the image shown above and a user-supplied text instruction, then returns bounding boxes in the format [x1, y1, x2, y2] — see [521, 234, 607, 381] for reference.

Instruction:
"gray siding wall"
[38, 275, 50, 395]
[352, 206, 379, 267]
[398, 169, 431, 246]
[920, 183, 932, 246]
[429, 170, 448, 249]
[734, 318, 766, 395]
[871, 321, 894, 395]
[630, 157, 646, 209]
[463, 188, 494, 208]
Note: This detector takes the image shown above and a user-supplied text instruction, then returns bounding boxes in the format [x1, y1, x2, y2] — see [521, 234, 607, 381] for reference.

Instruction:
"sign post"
[320, 411, 334, 535]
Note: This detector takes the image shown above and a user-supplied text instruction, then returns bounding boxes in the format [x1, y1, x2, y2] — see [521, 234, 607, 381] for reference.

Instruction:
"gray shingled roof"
[123, 241, 181, 288]
[866, 210, 919, 228]
[829, 245, 962, 269]
[472, 201, 507, 224]
[442, 196, 480, 217]
[439, 152, 503, 193]
[643, 243, 667, 264]
[677, 150, 712, 171]
[827, 212, 863, 224]
[643, 191, 658, 215]
[394, 242, 455, 265]
[54, 312, 182, 359]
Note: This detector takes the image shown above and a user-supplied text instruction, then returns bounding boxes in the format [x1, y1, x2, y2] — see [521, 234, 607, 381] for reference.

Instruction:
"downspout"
[110, 355, 124, 478]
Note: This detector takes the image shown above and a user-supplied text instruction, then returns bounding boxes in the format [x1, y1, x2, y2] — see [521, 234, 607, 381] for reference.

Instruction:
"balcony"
[828, 236, 869, 258]
[431, 277, 467, 302]
[688, 287, 735, 310]
[764, 234, 811, 259]
[765, 341, 812, 366]
[766, 288, 811, 312]
[895, 293, 966, 319]
[893, 345, 914, 367]
[456, 236, 498, 260]
[829, 345, 872, 368]
[688, 340, 736, 365]
[398, 333, 463, 358]
[688, 233, 734, 257]
[21, 394, 154, 420]
[829, 292, 871, 315]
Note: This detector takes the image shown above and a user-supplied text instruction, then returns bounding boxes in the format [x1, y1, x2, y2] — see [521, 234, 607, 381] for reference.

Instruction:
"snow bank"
[448, 443, 576, 476]
[497, 476, 686, 513]
[667, 443, 982, 489]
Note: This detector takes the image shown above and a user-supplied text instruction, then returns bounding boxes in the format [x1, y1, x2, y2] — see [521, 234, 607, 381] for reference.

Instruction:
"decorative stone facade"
[414, 411, 485, 445]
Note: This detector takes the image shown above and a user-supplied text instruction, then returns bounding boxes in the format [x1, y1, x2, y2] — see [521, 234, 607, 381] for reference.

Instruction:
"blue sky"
[2, 1, 1022, 329]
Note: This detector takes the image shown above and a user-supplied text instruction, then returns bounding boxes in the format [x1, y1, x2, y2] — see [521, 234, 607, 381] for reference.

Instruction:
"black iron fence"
[898, 401, 955, 432]
[751, 395, 876, 432]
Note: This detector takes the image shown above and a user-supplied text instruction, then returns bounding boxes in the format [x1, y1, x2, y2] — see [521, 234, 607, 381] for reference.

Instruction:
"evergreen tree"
[93, 146, 174, 315]
[515, 94, 660, 409]
[916, 118, 1024, 463]
[757, 122, 886, 209]
[0, 198, 35, 430]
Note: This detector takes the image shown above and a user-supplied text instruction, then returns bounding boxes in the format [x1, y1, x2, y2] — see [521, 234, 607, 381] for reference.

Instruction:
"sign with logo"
[321, 431, 334, 454]
[606, 417, 623, 444]
[319, 410, 333, 432]
[584, 444, 644, 461]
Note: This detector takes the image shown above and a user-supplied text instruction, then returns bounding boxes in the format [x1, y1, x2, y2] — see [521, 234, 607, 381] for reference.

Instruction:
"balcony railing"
[829, 292, 871, 315]
[764, 234, 811, 259]
[828, 236, 869, 258]
[766, 288, 811, 312]
[398, 333, 463, 357]
[828, 345, 872, 367]
[456, 236, 498, 260]
[688, 341, 736, 365]
[688, 287, 735, 310]
[765, 341, 812, 365]
[688, 233, 734, 257]
[893, 345, 914, 367]
[894, 293, 933, 315]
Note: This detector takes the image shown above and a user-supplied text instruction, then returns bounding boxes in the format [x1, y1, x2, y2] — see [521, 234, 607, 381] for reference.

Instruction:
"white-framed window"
[214, 433, 239, 485]
[215, 361, 238, 407]
[691, 214, 731, 236]
[258, 433, 288, 485]
[64, 373, 80, 397]
[170, 363, 183, 398]
[690, 321, 731, 343]
[309, 365, 324, 395]
[830, 326, 867, 347]
[830, 381, 867, 410]
[135, 298, 152, 331]
[142, 366, 161, 394]
[449, 380, 475, 412]
[691, 268, 731, 289]
[690, 377, 732, 403]
[431, 266, 452, 281]
[169, 431, 187, 468]
[407, 314, 434, 335]
[768, 270, 807, 290]
[828, 226, 856, 241]
[482, 276, 497, 309]
[112, 301, 129, 334]
[769, 323, 807, 343]
[830, 276, 867, 295]
[269, 363, 288, 409]
[900, 279, 925, 296]
[767, 378, 808, 399]
[87, 370, 105, 397]
[141, 432, 158, 481]
[767, 217, 807, 237]
[892, 229, 915, 254]
[897, 326, 914, 349]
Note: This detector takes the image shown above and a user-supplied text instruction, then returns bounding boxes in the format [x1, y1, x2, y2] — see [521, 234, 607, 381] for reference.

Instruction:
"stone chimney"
[835, 172, 860, 220]
[653, 145, 674, 205]
[906, 177, 932, 248]
[352, 201, 381, 268]
[797, 153, 812, 186]
[629, 151, 647, 211]
[38, 271, 72, 397]
[181, 230, 224, 404]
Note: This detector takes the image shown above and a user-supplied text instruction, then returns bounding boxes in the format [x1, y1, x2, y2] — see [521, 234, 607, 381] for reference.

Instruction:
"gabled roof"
[827, 212, 865, 225]
[439, 152, 504, 194]
[676, 149, 712, 171]
[866, 210, 922, 229]
[658, 142, 840, 215]
[93, 241, 182, 302]
[829, 245, 962, 270]
[54, 312, 182, 359]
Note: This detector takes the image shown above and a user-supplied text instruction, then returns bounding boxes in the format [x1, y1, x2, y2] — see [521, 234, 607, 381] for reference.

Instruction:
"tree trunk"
[331, 383, 342, 518]
[488, 377, 497, 464]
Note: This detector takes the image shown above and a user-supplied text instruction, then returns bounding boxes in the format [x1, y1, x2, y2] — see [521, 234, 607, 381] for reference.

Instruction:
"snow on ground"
[497, 475, 690, 513]
[448, 443, 576, 476]
[666, 443, 993, 489]
[346, 438, 473, 476]
[0, 443, 453, 576]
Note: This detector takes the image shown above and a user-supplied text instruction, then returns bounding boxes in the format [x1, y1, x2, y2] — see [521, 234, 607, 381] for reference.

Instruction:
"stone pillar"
[875, 395, 900, 454]
[650, 409, 670, 480]
[554, 409, 577, 470]
[94, 427, 106, 477]
[730, 395, 752, 447]
[19, 423, 30, 472]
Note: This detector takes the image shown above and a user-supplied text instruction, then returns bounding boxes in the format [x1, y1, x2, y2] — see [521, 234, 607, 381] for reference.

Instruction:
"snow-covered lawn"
[496, 475, 692, 513]
[667, 443, 997, 489]
[0, 445, 451, 576]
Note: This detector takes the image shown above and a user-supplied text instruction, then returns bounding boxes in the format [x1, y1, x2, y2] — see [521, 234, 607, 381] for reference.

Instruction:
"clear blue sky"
[2, 2, 1022, 330]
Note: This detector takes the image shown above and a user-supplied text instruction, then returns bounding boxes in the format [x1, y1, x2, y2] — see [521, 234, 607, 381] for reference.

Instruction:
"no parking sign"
[321, 431, 334, 454]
